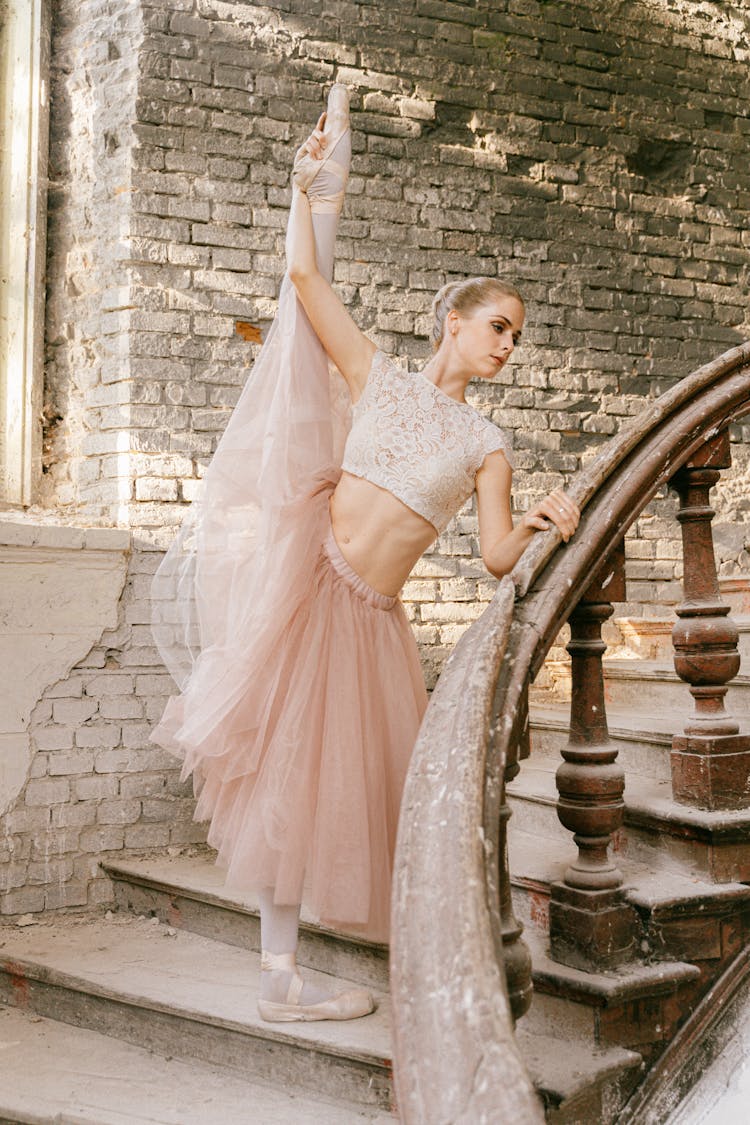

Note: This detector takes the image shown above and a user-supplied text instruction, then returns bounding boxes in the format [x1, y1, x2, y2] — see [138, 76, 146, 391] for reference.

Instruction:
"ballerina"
[150, 85, 580, 1023]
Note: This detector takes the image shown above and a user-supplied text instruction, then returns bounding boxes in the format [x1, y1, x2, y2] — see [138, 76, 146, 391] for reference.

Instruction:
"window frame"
[0, 0, 50, 507]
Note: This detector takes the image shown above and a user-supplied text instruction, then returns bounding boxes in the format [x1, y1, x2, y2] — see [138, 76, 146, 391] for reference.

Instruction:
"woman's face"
[447, 296, 525, 378]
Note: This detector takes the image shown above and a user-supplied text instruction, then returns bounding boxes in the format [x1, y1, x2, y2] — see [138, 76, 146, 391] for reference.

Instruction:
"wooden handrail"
[391, 579, 545, 1123]
[391, 342, 750, 1122]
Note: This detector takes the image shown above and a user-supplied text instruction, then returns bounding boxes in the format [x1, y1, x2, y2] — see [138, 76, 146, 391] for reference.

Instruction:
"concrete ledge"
[0, 517, 130, 552]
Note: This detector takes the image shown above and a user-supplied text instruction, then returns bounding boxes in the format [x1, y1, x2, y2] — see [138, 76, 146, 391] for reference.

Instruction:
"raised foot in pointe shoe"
[292, 84, 350, 194]
[257, 950, 375, 1023]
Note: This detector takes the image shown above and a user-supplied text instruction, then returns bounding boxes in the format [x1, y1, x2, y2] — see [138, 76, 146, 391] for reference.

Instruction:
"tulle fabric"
[150, 87, 428, 940]
[192, 502, 427, 941]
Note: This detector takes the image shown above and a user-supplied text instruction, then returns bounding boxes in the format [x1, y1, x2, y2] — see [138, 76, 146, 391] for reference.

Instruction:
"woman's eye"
[492, 321, 520, 345]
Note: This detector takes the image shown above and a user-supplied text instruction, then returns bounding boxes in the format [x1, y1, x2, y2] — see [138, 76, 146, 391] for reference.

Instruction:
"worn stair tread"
[529, 701, 680, 744]
[563, 657, 749, 685]
[516, 1027, 642, 1104]
[0, 1005, 394, 1124]
[104, 851, 283, 912]
[509, 827, 750, 912]
[613, 614, 750, 627]
[509, 764, 750, 835]
[0, 914, 391, 1066]
[509, 825, 569, 887]
[101, 853, 390, 993]
[102, 852, 385, 953]
[524, 928, 700, 1005]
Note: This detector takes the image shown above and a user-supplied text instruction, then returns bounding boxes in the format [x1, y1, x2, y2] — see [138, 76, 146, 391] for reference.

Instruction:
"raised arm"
[287, 185, 375, 398]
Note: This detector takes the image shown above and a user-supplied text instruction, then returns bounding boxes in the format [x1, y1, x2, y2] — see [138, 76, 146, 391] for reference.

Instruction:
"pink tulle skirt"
[152, 487, 428, 943]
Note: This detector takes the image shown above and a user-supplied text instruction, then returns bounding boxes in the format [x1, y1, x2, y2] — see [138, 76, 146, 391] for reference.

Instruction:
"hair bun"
[429, 276, 524, 352]
[430, 281, 462, 349]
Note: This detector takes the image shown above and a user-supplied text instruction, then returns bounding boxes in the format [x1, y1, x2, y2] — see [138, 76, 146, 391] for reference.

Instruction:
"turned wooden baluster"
[549, 541, 637, 971]
[499, 681, 533, 1021]
[669, 429, 748, 811]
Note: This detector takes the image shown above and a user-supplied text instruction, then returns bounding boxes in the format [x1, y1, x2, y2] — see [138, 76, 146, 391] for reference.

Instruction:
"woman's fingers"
[291, 109, 330, 185]
[535, 490, 580, 541]
[524, 489, 581, 542]
[526, 515, 551, 532]
[304, 112, 329, 160]
[550, 488, 580, 520]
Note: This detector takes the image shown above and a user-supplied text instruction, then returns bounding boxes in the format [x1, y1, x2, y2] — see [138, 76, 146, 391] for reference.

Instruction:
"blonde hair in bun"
[430, 276, 524, 351]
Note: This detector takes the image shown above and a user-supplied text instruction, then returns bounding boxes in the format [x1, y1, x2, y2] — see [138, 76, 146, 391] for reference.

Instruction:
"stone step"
[613, 613, 750, 662]
[0, 1004, 394, 1124]
[102, 852, 389, 991]
[514, 1027, 642, 1125]
[529, 702, 676, 782]
[519, 927, 700, 1067]
[509, 826, 750, 956]
[102, 852, 646, 1123]
[0, 913, 394, 1111]
[507, 763, 750, 883]
[541, 659, 749, 715]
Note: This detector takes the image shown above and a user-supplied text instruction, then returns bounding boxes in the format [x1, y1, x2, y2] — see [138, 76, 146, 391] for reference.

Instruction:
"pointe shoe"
[292, 83, 350, 194]
[257, 950, 375, 1023]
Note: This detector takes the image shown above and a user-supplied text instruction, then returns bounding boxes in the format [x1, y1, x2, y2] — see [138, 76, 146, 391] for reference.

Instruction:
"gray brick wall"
[43, 0, 750, 542]
[2, 0, 747, 916]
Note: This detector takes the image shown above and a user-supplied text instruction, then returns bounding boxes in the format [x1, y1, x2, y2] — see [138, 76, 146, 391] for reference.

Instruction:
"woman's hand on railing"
[521, 489, 580, 542]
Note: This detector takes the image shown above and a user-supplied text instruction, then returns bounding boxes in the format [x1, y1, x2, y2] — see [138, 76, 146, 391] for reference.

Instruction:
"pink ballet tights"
[257, 888, 333, 1005]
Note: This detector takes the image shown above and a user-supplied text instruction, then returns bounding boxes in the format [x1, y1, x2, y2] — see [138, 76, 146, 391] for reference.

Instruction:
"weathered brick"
[124, 823, 171, 848]
[0, 886, 46, 914]
[52, 698, 99, 725]
[44, 880, 90, 909]
[27, 857, 76, 884]
[24, 778, 71, 806]
[76, 725, 122, 750]
[34, 728, 75, 752]
[79, 826, 126, 853]
[51, 802, 97, 829]
[97, 799, 143, 825]
[48, 750, 96, 776]
[75, 776, 120, 800]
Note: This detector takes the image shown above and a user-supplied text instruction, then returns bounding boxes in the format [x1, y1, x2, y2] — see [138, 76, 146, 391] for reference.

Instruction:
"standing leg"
[257, 887, 375, 1021]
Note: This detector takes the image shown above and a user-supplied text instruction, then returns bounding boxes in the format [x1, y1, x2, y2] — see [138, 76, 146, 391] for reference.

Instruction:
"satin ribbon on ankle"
[261, 950, 297, 972]
[260, 950, 304, 1004]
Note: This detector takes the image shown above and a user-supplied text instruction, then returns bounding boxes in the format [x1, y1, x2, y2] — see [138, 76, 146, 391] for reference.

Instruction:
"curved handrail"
[391, 341, 750, 1123]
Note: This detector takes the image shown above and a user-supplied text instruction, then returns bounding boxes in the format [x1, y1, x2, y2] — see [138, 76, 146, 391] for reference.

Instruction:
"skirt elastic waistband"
[322, 522, 397, 611]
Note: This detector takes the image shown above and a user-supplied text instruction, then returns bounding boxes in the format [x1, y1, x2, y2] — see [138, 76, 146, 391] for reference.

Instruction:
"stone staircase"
[0, 851, 656, 1124]
[504, 599, 750, 1120]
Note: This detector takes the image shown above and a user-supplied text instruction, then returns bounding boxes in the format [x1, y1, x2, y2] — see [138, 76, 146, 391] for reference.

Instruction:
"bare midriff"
[329, 471, 438, 597]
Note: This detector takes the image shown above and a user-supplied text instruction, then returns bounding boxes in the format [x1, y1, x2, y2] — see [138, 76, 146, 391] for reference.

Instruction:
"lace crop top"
[340, 349, 514, 535]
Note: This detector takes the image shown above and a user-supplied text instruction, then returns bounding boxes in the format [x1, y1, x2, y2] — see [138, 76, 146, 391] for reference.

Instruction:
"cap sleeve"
[482, 422, 514, 470]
